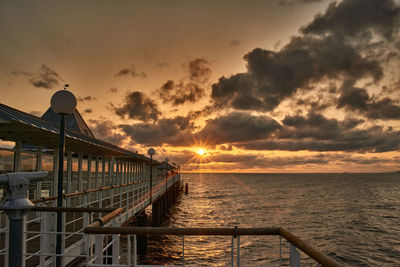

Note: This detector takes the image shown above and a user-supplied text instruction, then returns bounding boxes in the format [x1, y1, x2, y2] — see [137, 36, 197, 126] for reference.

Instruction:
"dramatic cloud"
[157, 58, 210, 106]
[83, 109, 93, 114]
[211, 36, 382, 111]
[301, 0, 400, 40]
[78, 95, 97, 102]
[238, 113, 400, 153]
[109, 87, 118, 94]
[209, 0, 400, 112]
[120, 116, 194, 146]
[196, 112, 281, 145]
[114, 91, 161, 121]
[115, 65, 147, 78]
[11, 65, 62, 89]
[89, 120, 125, 146]
[158, 80, 205, 106]
[337, 81, 400, 120]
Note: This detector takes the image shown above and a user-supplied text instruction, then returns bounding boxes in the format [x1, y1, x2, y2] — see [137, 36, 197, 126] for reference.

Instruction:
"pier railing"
[83, 226, 345, 267]
[0, 172, 181, 266]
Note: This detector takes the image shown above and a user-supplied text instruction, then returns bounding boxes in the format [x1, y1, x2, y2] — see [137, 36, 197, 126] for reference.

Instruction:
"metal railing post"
[133, 234, 137, 267]
[94, 234, 103, 264]
[279, 236, 282, 267]
[290, 244, 301, 267]
[127, 234, 131, 267]
[231, 235, 234, 267]
[112, 219, 119, 264]
[182, 235, 185, 267]
[237, 235, 240, 267]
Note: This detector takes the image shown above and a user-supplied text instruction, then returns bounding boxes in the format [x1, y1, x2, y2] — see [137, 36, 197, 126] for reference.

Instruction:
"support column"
[95, 156, 99, 189]
[66, 151, 72, 206]
[137, 212, 148, 262]
[101, 157, 106, 187]
[35, 144, 43, 199]
[152, 199, 161, 227]
[87, 155, 92, 190]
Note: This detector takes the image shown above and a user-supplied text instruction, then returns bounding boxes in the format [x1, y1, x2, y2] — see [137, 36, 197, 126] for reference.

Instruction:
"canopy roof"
[0, 103, 163, 165]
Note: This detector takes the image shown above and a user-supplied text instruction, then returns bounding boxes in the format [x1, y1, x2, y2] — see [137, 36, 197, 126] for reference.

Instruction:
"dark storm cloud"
[114, 91, 161, 121]
[210, 0, 400, 112]
[211, 36, 382, 111]
[196, 112, 281, 145]
[337, 82, 400, 120]
[119, 116, 194, 146]
[158, 80, 205, 106]
[157, 58, 210, 106]
[11, 65, 62, 89]
[77, 95, 97, 102]
[301, 0, 400, 40]
[109, 87, 118, 94]
[83, 109, 93, 114]
[115, 66, 147, 78]
[89, 120, 125, 146]
[237, 113, 400, 152]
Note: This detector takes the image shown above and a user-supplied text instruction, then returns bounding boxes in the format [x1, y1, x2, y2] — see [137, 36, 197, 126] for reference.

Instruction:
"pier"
[0, 103, 183, 266]
[0, 102, 344, 267]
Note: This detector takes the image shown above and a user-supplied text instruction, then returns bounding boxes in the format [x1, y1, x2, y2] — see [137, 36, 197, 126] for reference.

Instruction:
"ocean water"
[145, 173, 400, 266]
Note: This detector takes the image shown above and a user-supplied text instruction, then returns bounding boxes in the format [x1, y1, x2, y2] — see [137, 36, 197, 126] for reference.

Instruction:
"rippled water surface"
[147, 173, 400, 266]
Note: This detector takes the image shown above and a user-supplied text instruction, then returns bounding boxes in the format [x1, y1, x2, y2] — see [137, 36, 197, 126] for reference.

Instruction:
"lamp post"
[148, 148, 155, 204]
[164, 157, 169, 193]
[50, 85, 77, 267]
[171, 162, 176, 183]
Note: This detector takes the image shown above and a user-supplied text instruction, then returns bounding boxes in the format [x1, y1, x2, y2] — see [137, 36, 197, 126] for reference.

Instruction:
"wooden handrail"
[84, 226, 281, 236]
[87, 208, 124, 227]
[83, 226, 344, 267]
[279, 227, 344, 267]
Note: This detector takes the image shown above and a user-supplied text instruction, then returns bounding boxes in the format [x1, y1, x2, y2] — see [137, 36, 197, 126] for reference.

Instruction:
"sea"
[144, 172, 400, 266]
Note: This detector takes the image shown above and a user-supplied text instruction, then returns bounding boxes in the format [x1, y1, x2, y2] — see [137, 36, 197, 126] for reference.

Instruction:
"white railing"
[82, 227, 344, 267]
[0, 172, 181, 266]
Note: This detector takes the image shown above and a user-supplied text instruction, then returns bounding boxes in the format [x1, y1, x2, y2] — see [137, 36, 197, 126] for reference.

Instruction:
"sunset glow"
[196, 148, 206, 156]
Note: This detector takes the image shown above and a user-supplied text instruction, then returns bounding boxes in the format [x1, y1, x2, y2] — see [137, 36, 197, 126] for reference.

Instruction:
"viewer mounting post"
[50, 85, 77, 267]
[0, 171, 48, 267]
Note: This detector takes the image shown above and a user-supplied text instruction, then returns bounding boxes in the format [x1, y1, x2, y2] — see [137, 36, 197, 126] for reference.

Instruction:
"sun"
[196, 148, 206, 156]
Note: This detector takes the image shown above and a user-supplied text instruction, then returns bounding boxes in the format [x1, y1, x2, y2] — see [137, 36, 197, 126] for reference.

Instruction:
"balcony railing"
[0, 172, 181, 266]
[83, 223, 345, 267]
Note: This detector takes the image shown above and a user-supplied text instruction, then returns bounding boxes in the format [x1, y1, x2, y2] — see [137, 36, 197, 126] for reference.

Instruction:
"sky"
[1, 0, 400, 172]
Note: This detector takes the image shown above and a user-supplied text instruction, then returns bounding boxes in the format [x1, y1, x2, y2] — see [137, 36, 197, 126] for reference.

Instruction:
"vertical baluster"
[133, 234, 137, 267]
[94, 233, 103, 264]
[237, 235, 240, 267]
[112, 219, 119, 264]
[231, 235, 234, 267]
[279, 236, 282, 267]
[182, 235, 185, 267]
[127, 234, 131, 267]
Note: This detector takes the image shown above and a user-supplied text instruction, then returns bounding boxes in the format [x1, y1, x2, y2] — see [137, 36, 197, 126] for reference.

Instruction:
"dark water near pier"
[147, 173, 400, 266]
